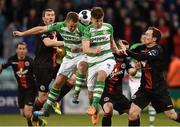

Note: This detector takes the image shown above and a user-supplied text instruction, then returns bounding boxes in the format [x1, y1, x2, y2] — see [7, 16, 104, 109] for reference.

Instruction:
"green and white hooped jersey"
[83, 23, 114, 67]
[47, 21, 85, 61]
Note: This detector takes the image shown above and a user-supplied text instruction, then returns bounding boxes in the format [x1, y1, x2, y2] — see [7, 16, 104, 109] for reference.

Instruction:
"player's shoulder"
[26, 56, 33, 61]
[103, 23, 113, 28]
[50, 21, 65, 28]
[9, 54, 17, 61]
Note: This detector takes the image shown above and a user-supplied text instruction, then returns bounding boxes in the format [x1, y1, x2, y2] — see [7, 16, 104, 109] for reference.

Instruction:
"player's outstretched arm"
[82, 40, 101, 54]
[13, 26, 48, 37]
[43, 38, 64, 47]
[111, 38, 120, 54]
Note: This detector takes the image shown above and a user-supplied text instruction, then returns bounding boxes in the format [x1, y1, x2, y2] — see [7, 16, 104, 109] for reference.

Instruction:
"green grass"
[0, 113, 179, 126]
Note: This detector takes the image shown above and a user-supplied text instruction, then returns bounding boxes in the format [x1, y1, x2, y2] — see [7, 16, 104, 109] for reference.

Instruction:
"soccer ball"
[78, 10, 91, 26]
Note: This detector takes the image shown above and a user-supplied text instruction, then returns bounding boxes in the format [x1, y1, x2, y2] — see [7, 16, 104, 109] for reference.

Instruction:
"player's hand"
[119, 42, 128, 55]
[12, 31, 24, 37]
[134, 62, 141, 70]
[93, 48, 102, 54]
[71, 47, 82, 53]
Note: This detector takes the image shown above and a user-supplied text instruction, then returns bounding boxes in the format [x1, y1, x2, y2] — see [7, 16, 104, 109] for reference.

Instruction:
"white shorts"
[87, 59, 116, 91]
[57, 54, 87, 78]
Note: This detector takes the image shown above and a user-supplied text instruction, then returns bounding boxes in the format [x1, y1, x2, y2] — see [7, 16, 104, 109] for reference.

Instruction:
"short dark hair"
[66, 12, 79, 22]
[16, 42, 27, 49]
[148, 27, 161, 43]
[91, 7, 104, 19]
[42, 8, 54, 17]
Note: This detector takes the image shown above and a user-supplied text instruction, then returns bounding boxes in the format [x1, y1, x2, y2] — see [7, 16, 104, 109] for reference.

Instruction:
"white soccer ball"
[78, 10, 91, 26]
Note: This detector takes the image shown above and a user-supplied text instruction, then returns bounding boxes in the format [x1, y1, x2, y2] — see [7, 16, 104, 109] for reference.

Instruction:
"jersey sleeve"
[78, 22, 86, 36]
[109, 24, 114, 36]
[40, 33, 50, 40]
[82, 26, 91, 41]
[127, 47, 161, 61]
[2, 56, 13, 69]
[47, 22, 62, 32]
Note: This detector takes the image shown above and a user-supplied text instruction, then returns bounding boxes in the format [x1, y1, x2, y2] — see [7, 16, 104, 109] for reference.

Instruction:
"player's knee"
[77, 61, 88, 72]
[38, 92, 48, 103]
[67, 79, 75, 86]
[128, 110, 139, 120]
[24, 111, 32, 119]
[164, 109, 177, 120]
[103, 103, 113, 114]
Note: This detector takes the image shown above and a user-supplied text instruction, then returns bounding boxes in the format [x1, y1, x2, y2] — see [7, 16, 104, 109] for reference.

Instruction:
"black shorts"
[132, 88, 174, 113]
[100, 93, 130, 114]
[33, 64, 60, 92]
[18, 88, 36, 109]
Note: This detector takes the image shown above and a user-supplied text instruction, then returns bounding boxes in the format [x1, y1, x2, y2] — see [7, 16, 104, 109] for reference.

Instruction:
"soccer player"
[120, 27, 180, 126]
[100, 40, 140, 126]
[129, 35, 156, 127]
[13, 11, 87, 116]
[72, 9, 91, 104]
[0, 42, 46, 126]
[31, 9, 64, 116]
[82, 7, 119, 124]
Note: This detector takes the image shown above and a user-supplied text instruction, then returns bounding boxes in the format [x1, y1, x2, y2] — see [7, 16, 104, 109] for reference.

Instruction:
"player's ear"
[152, 37, 157, 42]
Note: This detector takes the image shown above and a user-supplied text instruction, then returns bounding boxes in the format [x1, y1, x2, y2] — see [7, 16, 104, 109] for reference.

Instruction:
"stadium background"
[0, 0, 180, 126]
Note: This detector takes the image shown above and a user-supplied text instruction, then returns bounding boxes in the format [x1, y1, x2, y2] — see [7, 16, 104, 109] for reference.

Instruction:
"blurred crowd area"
[0, 0, 179, 86]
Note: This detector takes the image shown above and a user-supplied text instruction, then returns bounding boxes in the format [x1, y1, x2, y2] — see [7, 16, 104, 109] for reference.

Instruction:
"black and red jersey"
[127, 44, 167, 90]
[34, 23, 57, 68]
[2, 55, 36, 89]
[104, 55, 132, 97]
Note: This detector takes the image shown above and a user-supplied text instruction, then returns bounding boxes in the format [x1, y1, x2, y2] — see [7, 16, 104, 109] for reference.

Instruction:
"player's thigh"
[131, 89, 150, 110]
[100, 95, 113, 113]
[77, 54, 88, 71]
[98, 59, 116, 78]
[25, 88, 36, 107]
[24, 105, 33, 118]
[35, 66, 54, 92]
[18, 89, 25, 109]
[150, 88, 174, 113]
[57, 59, 76, 77]
[87, 65, 98, 91]
[113, 95, 131, 114]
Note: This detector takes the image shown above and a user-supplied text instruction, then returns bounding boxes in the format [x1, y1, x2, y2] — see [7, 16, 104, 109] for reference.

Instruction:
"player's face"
[91, 17, 103, 29]
[143, 30, 154, 45]
[66, 20, 78, 32]
[43, 11, 55, 25]
[16, 44, 27, 59]
[140, 34, 145, 44]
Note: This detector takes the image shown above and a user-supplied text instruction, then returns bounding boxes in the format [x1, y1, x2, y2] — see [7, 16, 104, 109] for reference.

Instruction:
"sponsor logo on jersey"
[61, 34, 81, 41]
[104, 97, 110, 102]
[16, 68, 28, 77]
[91, 34, 110, 42]
[25, 61, 30, 66]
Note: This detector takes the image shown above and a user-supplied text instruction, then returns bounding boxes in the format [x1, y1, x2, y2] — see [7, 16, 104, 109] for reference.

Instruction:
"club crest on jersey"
[25, 61, 30, 66]
[40, 85, 45, 91]
[132, 94, 136, 99]
[106, 63, 111, 69]
[104, 97, 110, 102]
[121, 63, 126, 69]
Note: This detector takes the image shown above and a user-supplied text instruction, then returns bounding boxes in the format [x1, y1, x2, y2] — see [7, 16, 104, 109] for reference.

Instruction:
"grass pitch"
[0, 113, 179, 126]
